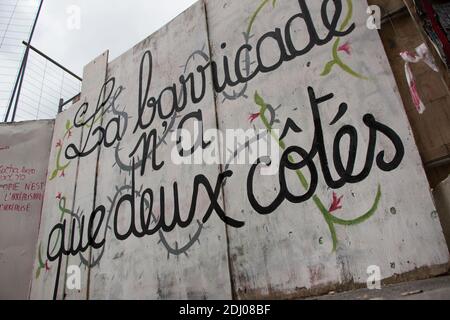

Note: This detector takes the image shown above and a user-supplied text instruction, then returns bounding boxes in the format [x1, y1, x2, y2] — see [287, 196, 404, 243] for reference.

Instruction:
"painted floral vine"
[252, 91, 381, 251]
[320, 0, 369, 79]
[245, 1, 378, 250]
[49, 120, 73, 181]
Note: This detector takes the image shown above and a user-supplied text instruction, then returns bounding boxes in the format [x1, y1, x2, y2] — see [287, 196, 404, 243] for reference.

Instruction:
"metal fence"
[1, 0, 81, 123]
[10, 42, 82, 121]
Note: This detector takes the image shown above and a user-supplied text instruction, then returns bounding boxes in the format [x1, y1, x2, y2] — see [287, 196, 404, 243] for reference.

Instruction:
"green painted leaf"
[35, 267, 41, 279]
[338, 61, 369, 80]
[254, 91, 265, 108]
[329, 184, 381, 226]
[38, 243, 43, 265]
[65, 120, 71, 131]
[321, 60, 336, 76]
[49, 169, 58, 181]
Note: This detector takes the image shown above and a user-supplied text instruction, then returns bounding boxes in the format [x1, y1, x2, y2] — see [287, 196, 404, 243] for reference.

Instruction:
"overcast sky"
[33, 0, 198, 76]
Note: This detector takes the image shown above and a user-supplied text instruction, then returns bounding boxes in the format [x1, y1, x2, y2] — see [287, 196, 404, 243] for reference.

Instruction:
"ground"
[310, 275, 450, 300]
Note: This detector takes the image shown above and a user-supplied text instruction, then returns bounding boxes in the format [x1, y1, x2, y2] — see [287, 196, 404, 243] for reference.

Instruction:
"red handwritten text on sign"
[0, 164, 45, 214]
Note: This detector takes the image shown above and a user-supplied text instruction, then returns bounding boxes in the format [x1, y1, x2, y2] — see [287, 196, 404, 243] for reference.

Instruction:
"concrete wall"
[204, 0, 449, 299]
[0, 120, 54, 299]
[28, 0, 449, 300]
[29, 52, 109, 300]
[434, 176, 450, 252]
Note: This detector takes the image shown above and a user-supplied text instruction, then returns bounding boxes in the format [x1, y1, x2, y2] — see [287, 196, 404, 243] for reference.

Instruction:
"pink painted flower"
[60, 170, 65, 178]
[56, 140, 62, 148]
[329, 192, 343, 213]
[338, 41, 352, 55]
[56, 192, 62, 200]
[45, 260, 51, 272]
[67, 130, 72, 139]
[248, 112, 261, 123]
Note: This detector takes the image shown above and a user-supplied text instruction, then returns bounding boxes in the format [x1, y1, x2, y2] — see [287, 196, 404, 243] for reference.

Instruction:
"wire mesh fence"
[1, 0, 81, 122]
[12, 46, 82, 121]
[1, 0, 39, 121]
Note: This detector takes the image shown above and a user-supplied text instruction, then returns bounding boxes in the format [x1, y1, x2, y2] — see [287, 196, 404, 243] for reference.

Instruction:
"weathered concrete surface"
[0, 120, 54, 299]
[311, 275, 450, 300]
[29, 104, 84, 300]
[205, 0, 449, 299]
[27, 0, 450, 300]
[84, 2, 233, 300]
[434, 176, 450, 252]
[29, 51, 109, 300]
[64, 51, 109, 301]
